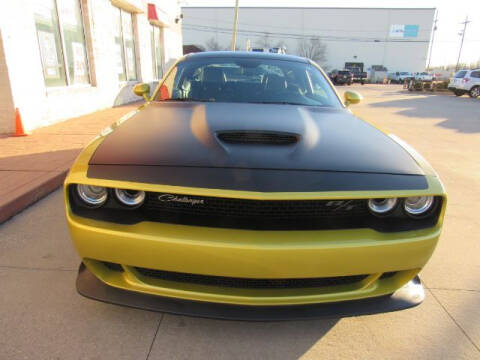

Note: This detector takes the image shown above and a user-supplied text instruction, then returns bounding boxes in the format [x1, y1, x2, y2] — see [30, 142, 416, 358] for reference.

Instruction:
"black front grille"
[69, 186, 442, 232]
[142, 193, 369, 230]
[217, 131, 299, 145]
[135, 267, 368, 289]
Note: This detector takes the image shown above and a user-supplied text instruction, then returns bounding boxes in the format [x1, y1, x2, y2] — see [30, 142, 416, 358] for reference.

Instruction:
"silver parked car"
[448, 69, 480, 98]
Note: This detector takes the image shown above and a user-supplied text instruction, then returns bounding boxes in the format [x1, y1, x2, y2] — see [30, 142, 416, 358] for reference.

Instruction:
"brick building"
[0, 0, 183, 134]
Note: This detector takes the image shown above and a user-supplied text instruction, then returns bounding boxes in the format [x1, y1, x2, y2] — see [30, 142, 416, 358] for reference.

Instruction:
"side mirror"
[133, 83, 151, 101]
[344, 90, 362, 107]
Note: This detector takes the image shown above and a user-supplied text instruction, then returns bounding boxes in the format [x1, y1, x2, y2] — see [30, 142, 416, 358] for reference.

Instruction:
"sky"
[180, 0, 480, 67]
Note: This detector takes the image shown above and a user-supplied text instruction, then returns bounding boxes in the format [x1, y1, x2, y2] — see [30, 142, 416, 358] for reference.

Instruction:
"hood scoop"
[217, 131, 300, 145]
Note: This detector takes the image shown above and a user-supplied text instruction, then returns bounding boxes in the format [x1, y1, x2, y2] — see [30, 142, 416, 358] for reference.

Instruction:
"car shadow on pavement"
[368, 93, 480, 134]
[150, 313, 340, 359]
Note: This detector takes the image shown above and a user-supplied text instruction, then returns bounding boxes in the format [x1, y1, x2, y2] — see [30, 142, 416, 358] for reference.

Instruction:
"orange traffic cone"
[13, 108, 29, 136]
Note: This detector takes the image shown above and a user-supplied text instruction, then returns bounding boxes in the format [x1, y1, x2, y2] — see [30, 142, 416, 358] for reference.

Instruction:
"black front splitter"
[76, 263, 424, 321]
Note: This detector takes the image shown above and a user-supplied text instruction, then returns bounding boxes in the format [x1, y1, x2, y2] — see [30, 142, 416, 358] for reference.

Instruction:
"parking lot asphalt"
[0, 85, 479, 360]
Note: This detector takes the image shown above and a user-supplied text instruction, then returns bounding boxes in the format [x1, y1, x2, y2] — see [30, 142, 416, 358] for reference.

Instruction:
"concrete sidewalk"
[0, 103, 142, 223]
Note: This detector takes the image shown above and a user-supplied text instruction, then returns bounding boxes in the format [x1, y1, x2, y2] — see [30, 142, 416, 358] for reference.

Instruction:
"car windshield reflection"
[154, 57, 341, 108]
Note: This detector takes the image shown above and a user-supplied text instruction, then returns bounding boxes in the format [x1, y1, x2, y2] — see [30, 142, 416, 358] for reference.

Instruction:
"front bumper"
[67, 204, 441, 306]
[77, 263, 425, 320]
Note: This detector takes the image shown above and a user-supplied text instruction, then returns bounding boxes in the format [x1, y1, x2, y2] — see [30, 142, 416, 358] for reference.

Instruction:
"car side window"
[470, 71, 480, 78]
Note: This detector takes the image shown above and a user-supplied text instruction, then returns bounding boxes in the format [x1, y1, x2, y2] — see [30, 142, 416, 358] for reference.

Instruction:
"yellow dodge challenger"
[65, 52, 446, 320]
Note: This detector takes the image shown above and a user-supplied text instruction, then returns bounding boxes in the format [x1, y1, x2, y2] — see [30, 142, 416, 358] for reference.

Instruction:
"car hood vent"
[217, 131, 299, 145]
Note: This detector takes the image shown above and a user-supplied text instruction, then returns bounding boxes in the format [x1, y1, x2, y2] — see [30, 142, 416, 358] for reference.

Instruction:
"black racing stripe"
[86, 165, 428, 192]
[88, 103, 425, 176]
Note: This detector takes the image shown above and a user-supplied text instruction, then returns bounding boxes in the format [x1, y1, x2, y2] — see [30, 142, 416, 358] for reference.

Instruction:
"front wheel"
[454, 90, 464, 97]
[469, 86, 480, 98]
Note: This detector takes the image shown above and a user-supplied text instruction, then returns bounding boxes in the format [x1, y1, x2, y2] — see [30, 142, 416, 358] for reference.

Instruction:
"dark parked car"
[345, 62, 368, 84]
[329, 70, 353, 85]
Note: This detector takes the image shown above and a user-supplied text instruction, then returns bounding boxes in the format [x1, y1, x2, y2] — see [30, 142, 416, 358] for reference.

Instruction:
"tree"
[297, 37, 327, 65]
[205, 37, 222, 51]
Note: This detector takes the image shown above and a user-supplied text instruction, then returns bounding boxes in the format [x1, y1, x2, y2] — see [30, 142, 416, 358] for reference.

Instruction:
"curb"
[0, 170, 68, 224]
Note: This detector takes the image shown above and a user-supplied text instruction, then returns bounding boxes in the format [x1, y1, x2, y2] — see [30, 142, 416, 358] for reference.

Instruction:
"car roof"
[183, 51, 309, 64]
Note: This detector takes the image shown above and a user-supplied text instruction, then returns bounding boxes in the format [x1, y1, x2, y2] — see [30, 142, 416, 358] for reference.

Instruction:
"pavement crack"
[428, 287, 480, 293]
[146, 313, 164, 360]
[427, 288, 480, 353]
[0, 264, 76, 272]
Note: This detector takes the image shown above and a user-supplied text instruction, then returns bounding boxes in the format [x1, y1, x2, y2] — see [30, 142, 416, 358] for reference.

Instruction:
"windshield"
[154, 57, 341, 108]
[455, 70, 467, 78]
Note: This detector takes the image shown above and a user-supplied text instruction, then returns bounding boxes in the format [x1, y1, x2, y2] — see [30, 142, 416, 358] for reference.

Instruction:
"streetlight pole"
[456, 16, 471, 71]
[231, 0, 240, 51]
[426, 12, 438, 70]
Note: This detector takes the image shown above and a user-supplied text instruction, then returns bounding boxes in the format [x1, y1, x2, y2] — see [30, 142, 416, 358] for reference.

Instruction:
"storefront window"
[150, 25, 164, 80]
[34, 0, 89, 87]
[113, 7, 137, 81]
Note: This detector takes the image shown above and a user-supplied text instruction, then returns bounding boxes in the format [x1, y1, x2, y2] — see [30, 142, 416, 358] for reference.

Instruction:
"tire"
[469, 86, 480, 98]
[454, 90, 464, 97]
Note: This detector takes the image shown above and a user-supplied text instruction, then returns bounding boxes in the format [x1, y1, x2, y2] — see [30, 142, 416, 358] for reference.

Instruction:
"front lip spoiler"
[76, 263, 425, 321]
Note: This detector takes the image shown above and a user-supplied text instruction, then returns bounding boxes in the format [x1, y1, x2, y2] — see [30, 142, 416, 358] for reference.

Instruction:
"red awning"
[148, 3, 158, 21]
[147, 3, 171, 26]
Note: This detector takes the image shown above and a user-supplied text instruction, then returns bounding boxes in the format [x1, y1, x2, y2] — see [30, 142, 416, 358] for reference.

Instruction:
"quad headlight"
[368, 198, 398, 215]
[404, 196, 434, 216]
[114, 188, 146, 207]
[76, 184, 108, 207]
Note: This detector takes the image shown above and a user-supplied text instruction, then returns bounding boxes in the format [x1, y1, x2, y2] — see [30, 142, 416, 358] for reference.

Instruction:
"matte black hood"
[90, 102, 423, 176]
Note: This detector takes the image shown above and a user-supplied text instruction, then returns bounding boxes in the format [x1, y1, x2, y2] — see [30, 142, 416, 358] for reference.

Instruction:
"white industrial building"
[182, 6, 435, 73]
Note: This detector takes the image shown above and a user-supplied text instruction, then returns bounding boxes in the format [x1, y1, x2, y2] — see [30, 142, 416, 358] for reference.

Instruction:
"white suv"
[448, 69, 480, 98]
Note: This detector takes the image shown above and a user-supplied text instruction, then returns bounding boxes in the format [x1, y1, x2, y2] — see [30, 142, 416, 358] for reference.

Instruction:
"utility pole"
[231, 0, 240, 51]
[426, 12, 438, 70]
[456, 16, 471, 71]
[246, 39, 251, 51]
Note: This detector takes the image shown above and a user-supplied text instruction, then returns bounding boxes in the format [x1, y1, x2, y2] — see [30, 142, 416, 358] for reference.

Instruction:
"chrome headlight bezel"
[114, 188, 146, 207]
[367, 198, 398, 216]
[76, 184, 108, 207]
[404, 196, 435, 217]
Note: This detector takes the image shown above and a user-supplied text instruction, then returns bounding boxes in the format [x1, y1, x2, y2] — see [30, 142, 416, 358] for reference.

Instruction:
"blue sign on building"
[404, 25, 419, 38]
